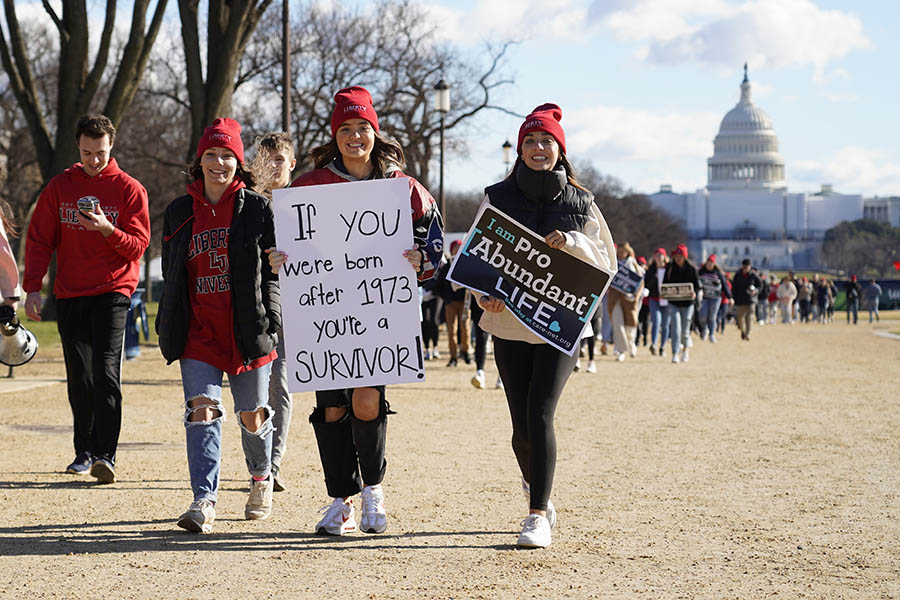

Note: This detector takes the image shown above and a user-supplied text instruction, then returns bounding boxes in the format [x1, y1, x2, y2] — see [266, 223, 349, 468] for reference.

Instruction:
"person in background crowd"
[420, 266, 443, 361]
[579, 310, 602, 373]
[776, 275, 796, 324]
[825, 278, 837, 321]
[717, 272, 732, 335]
[435, 240, 471, 367]
[815, 276, 833, 324]
[606, 242, 644, 361]
[756, 272, 770, 325]
[157, 118, 279, 533]
[766, 278, 779, 323]
[796, 277, 813, 323]
[474, 103, 615, 548]
[635, 256, 650, 348]
[644, 248, 670, 357]
[662, 244, 699, 363]
[0, 165, 20, 312]
[787, 271, 799, 323]
[697, 254, 731, 343]
[863, 279, 882, 323]
[249, 132, 297, 493]
[268, 86, 443, 536]
[24, 114, 150, 483]
[845, 275, 861, 325]
[470, 295, 497, 388]
[731, 258, 762, 340]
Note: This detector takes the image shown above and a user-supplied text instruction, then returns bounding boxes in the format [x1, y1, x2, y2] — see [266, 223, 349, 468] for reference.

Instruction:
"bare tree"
[177, 0, 272, 156]
[0, 0, 168, 182]
[237, 0, 516, 188]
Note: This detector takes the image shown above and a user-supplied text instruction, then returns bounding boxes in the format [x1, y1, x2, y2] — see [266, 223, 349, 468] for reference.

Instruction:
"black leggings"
[493, 337, 578, 511]
[470, 302, 488, 370]
[421, 298, 442, 349]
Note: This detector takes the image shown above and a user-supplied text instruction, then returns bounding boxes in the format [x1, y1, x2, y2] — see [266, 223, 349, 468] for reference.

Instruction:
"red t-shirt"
[181, 179, 275, 375]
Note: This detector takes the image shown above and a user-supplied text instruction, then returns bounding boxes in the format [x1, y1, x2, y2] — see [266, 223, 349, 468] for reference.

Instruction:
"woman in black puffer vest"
[475, 104, 616, 548]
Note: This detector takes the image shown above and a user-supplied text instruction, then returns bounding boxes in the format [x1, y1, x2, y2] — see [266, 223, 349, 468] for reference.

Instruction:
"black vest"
[484, 166, 592, 237]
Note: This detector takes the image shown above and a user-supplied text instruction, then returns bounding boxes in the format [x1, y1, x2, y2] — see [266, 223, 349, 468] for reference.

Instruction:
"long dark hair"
[185, 156, 255, 188]
[506, 153, 589, 193]
[309, 131, 405, 179]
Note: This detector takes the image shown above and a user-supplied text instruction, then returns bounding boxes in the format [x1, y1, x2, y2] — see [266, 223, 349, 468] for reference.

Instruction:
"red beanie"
[637, 256, 647, 265]
[655, 247, 667, 257]
[331, 86, 379, 137]
[449, 239, 462, 252]
[196, 118, 244, 164]
[673, 244, 688, 258]
[707, 254, 717, 264]
[517, 103, 566, 155]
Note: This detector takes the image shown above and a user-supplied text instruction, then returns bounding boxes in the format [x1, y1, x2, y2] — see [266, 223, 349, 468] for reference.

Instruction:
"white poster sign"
[272, 178, 424, 392]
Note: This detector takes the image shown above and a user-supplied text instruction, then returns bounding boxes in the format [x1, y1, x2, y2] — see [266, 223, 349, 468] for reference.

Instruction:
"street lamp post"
[281, 0, 290, 132]
[502, 139, 513, 174]
[434, 79, 450, 220]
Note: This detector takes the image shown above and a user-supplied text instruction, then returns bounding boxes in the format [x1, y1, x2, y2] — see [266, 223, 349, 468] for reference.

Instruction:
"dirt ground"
[0, 314, 898, 599]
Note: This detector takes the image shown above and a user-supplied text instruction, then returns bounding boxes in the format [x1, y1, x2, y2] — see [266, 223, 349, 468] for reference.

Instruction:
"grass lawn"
[15, 300, 158, 348]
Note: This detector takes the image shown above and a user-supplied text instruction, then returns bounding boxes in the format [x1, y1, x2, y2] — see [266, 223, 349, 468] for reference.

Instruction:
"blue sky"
[416, 0, 900, 198]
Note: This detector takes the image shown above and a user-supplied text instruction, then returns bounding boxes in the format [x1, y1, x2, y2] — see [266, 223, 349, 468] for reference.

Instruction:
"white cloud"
[792, 147, 900, 196]
[423, 0, 596, 44]
[824, 92, 858, 103]
[591, 0, 871, 78]
[565, 104, 721, 163]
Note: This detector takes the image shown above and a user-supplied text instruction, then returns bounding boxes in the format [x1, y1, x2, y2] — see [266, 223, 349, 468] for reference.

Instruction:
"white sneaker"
[681, 349, 689, 363]
[521, 478, 556, 529]
[574, 359, 582, 371]
[177, 499, 216, 533]
[315, 497, 357, 535]
[586, 360, 597, 374]
[671, 353, 680, 364]
[360, 484, 388, 534]
[517, 514, 552, 548]
[495, 376, 504, 390]
[471, 369, 486, 389]
[629, 346, 637, 358]
[615, 352, 625, 362]
[432, 349, 441, 360]
[245, 476, 274, 520]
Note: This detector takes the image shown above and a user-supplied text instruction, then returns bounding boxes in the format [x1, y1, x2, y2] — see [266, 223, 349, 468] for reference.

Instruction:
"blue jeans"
[649, 299, 669, 348]
[846, 299, 859, 324]
[600, 295, 613, 343]
[180, 359, 274, 502]
[268, 333, 292, 473]
[699, 297, 721, 338]
[667, 304, 694, 355]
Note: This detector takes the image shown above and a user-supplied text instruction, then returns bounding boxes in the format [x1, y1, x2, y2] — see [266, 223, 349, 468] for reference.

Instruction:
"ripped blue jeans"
[180, 359, 273, 502]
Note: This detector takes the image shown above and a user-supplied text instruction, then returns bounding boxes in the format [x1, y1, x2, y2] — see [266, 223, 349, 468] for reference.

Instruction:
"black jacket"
[663, 259, 700, 307]
[484, 165, 592, 237]
[731, 268, 763, 305]
[155, 187, 281, 364]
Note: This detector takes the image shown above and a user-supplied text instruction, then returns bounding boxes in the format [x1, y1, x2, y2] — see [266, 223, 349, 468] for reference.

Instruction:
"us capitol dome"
[707, 64, 786, 191]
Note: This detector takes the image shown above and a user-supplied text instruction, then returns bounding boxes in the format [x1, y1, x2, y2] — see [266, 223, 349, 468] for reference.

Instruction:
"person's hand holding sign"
[544, 230, 567, 250]
[402, 248, 422, 272]
[266, 248, 288, 274]
[478, 295, 505, 313]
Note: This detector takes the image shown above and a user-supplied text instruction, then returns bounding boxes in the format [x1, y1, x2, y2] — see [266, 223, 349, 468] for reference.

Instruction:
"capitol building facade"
[648, 66, 898, 270]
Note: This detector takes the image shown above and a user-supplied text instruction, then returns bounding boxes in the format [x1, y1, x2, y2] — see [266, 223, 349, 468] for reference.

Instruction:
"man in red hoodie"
[23, 114, 150, 483]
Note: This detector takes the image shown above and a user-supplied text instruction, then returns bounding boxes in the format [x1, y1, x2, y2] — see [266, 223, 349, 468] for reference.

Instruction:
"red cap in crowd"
[707, 254, 717, 264]
[449, 239, 462, 253]
[196, 118, 245, 164]
[331, 86, 379, 137]
[517, 103, 566, 155]
[655, 247, 667, 256]
[850, 274, 857, 281]
[672, 244, 688, 258]
[637, 256, 647, 265]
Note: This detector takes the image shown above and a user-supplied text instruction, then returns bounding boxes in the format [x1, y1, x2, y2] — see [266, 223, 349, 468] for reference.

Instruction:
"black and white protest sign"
[610, 261, 643, 296]
[661, 282, 694, 301]
[272, 179, 424, 392]
[447, 205, 613, 355]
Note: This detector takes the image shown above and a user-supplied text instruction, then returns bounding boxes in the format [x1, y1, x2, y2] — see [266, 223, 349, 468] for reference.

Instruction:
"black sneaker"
[90, 458, 116, 484]
[460, 351, 471, 364]
[446, 358, 457, 367]
[65, 452, 92, 475]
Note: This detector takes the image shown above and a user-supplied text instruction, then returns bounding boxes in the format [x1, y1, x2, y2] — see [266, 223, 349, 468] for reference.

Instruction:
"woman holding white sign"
[475, 104, 616, 548]
[157, 118, 281, 533]
[268, 86, 443, 536]
[662, 244, 700, 363]
[606, 242, 644, 361]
